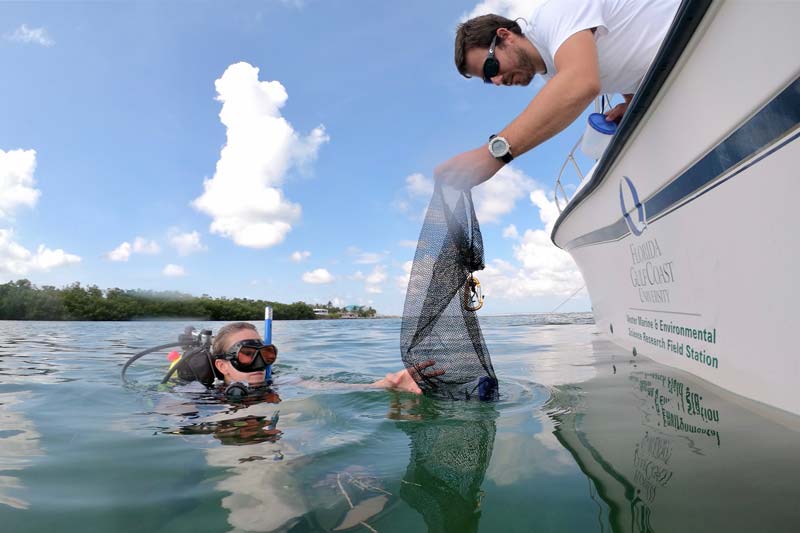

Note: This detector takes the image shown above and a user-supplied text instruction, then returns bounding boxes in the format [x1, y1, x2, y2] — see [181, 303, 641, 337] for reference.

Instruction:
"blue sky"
[0, 0, 595, 315]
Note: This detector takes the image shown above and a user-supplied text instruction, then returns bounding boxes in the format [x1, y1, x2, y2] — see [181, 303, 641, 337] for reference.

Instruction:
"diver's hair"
[212, 322, 259, 356]
[454, 14, 523, 78]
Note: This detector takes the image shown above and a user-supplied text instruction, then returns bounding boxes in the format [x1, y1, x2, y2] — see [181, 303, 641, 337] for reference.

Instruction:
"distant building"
[313, 308, 329, 316]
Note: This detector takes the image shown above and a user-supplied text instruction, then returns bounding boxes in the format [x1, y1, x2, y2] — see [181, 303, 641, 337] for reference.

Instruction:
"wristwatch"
[488, 134, 513, 163]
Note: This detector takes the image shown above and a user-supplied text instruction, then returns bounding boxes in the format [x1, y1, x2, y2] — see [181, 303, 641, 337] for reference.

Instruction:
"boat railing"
[553, 96, 614, 213]
[554, 138, 585, 213]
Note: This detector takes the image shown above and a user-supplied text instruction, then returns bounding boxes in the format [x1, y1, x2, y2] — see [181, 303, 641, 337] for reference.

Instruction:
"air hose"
[120, 341, 183, 385]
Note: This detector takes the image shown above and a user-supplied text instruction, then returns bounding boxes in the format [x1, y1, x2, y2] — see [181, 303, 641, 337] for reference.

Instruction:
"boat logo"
[619, 176, 647, 236]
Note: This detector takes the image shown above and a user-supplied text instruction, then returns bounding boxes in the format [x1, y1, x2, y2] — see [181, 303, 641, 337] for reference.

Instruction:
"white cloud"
[290, 250, 310, 262]
[462, 0, 545, 22]
[133, 237, 160, 254]
[395, 166, 583, 301]
[0, 229, 80, 276]
[106, 236, 160, 261]
[405, 173, 434, 197]
[192, 62, 329, 249]
[168, 229, 206, 256]
[0, 150, 78, 278]
[0, 149, 40, 218]
[393, 168, 582, 300]
[364, 264, 387, 294]
[4, 24, 54, 47]
[477, 255, 581, 300]
[394, 199, 410, 212]
[397, 166, 582, 304]
[354, 252, 386, 265]
[529, 188, 561, 234]
[503, 224, 519, 239]
[347, 246, 388, 265]
[398, 240, 417, 248]
[399, 168, 535, 225]
[107, 242, 132, 262]
[162, 264, 186, 277]
[472, 165, 537, 223]
[355, 252, 384, 264]
[476, 189, 583, 299]
[302, 268, 334, 284]
[395, 173, 435, 220]
[395, 260, 413, 291]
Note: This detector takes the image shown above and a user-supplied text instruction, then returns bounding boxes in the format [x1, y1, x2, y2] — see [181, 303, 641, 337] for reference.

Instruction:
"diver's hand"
[434, 147, 503, 190]
[374, 360, 444, 394]
[374, 369, 422, 394]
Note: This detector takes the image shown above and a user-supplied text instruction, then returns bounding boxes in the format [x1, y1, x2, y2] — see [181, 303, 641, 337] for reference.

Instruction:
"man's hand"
[604, 102, 628, 123]
[373, 360, 444, 394]
[605, 94, 633, 124]
[434, 146, 504, 190]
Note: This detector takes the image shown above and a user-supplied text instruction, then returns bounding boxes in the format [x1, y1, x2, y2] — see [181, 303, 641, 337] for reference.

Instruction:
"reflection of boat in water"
[551, 2, 800, 414]
[549, 340, 800, 532]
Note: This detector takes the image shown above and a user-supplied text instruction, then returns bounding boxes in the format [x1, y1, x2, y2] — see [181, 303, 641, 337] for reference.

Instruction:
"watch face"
[489, 138, 507, 156]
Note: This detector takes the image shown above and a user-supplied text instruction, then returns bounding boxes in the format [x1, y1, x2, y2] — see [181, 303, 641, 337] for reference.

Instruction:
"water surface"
[0, 316, 798, 532]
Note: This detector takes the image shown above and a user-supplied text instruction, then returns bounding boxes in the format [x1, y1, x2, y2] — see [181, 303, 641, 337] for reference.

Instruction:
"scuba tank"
[120, 326, 215, 386]
[167, 328, 216, 385]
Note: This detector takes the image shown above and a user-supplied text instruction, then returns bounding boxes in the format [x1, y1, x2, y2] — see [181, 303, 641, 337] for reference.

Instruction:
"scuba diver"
[202, 321, 277, 395]
[122, 321, 441, 400]
[120, 321, 279, 400]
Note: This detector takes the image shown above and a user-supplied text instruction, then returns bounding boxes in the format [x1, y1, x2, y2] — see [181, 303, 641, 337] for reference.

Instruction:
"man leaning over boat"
[436, 0, 680, 189]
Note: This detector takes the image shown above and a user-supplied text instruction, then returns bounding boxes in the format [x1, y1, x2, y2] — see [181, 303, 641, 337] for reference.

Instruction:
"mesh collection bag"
[401, 182, 499, 400]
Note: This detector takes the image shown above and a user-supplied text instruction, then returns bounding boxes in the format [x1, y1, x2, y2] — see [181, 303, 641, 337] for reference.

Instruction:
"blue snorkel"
[264, 306, 273, 384]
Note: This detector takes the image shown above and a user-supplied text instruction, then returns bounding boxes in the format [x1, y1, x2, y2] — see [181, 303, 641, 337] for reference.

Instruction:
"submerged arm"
[372, 360, 444, 394]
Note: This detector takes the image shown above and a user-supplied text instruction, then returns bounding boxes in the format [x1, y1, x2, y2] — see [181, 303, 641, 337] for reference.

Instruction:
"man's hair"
[212, 322, 259, 356]
[454, 14, 523, 78]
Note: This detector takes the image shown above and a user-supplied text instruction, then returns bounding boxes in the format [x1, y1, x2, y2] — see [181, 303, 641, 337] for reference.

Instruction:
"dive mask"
[221, 339, 277, 373]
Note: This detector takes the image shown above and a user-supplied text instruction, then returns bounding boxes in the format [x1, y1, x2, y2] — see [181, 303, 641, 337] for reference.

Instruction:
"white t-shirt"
[525, 0, 680, 95]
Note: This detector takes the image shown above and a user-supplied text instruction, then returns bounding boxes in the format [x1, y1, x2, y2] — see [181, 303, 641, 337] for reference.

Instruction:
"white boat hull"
[552, 1, 800, 415]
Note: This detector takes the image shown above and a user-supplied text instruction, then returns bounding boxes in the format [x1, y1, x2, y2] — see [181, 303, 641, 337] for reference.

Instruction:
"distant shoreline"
[0, 279, 377, 321]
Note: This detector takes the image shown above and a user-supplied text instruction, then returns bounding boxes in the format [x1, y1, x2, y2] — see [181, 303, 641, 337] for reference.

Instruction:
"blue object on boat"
[588, 112, 617, 135]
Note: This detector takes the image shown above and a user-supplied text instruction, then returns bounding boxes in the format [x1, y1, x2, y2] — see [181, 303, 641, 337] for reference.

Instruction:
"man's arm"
[500, 29, 601, 155]
[371, 360, 443, 394]
[293, 362, 441, 394]
[436, 30, 601, 190]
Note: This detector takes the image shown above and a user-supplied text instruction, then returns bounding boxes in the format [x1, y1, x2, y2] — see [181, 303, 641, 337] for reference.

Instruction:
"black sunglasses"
[483, 34, 500, 83]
